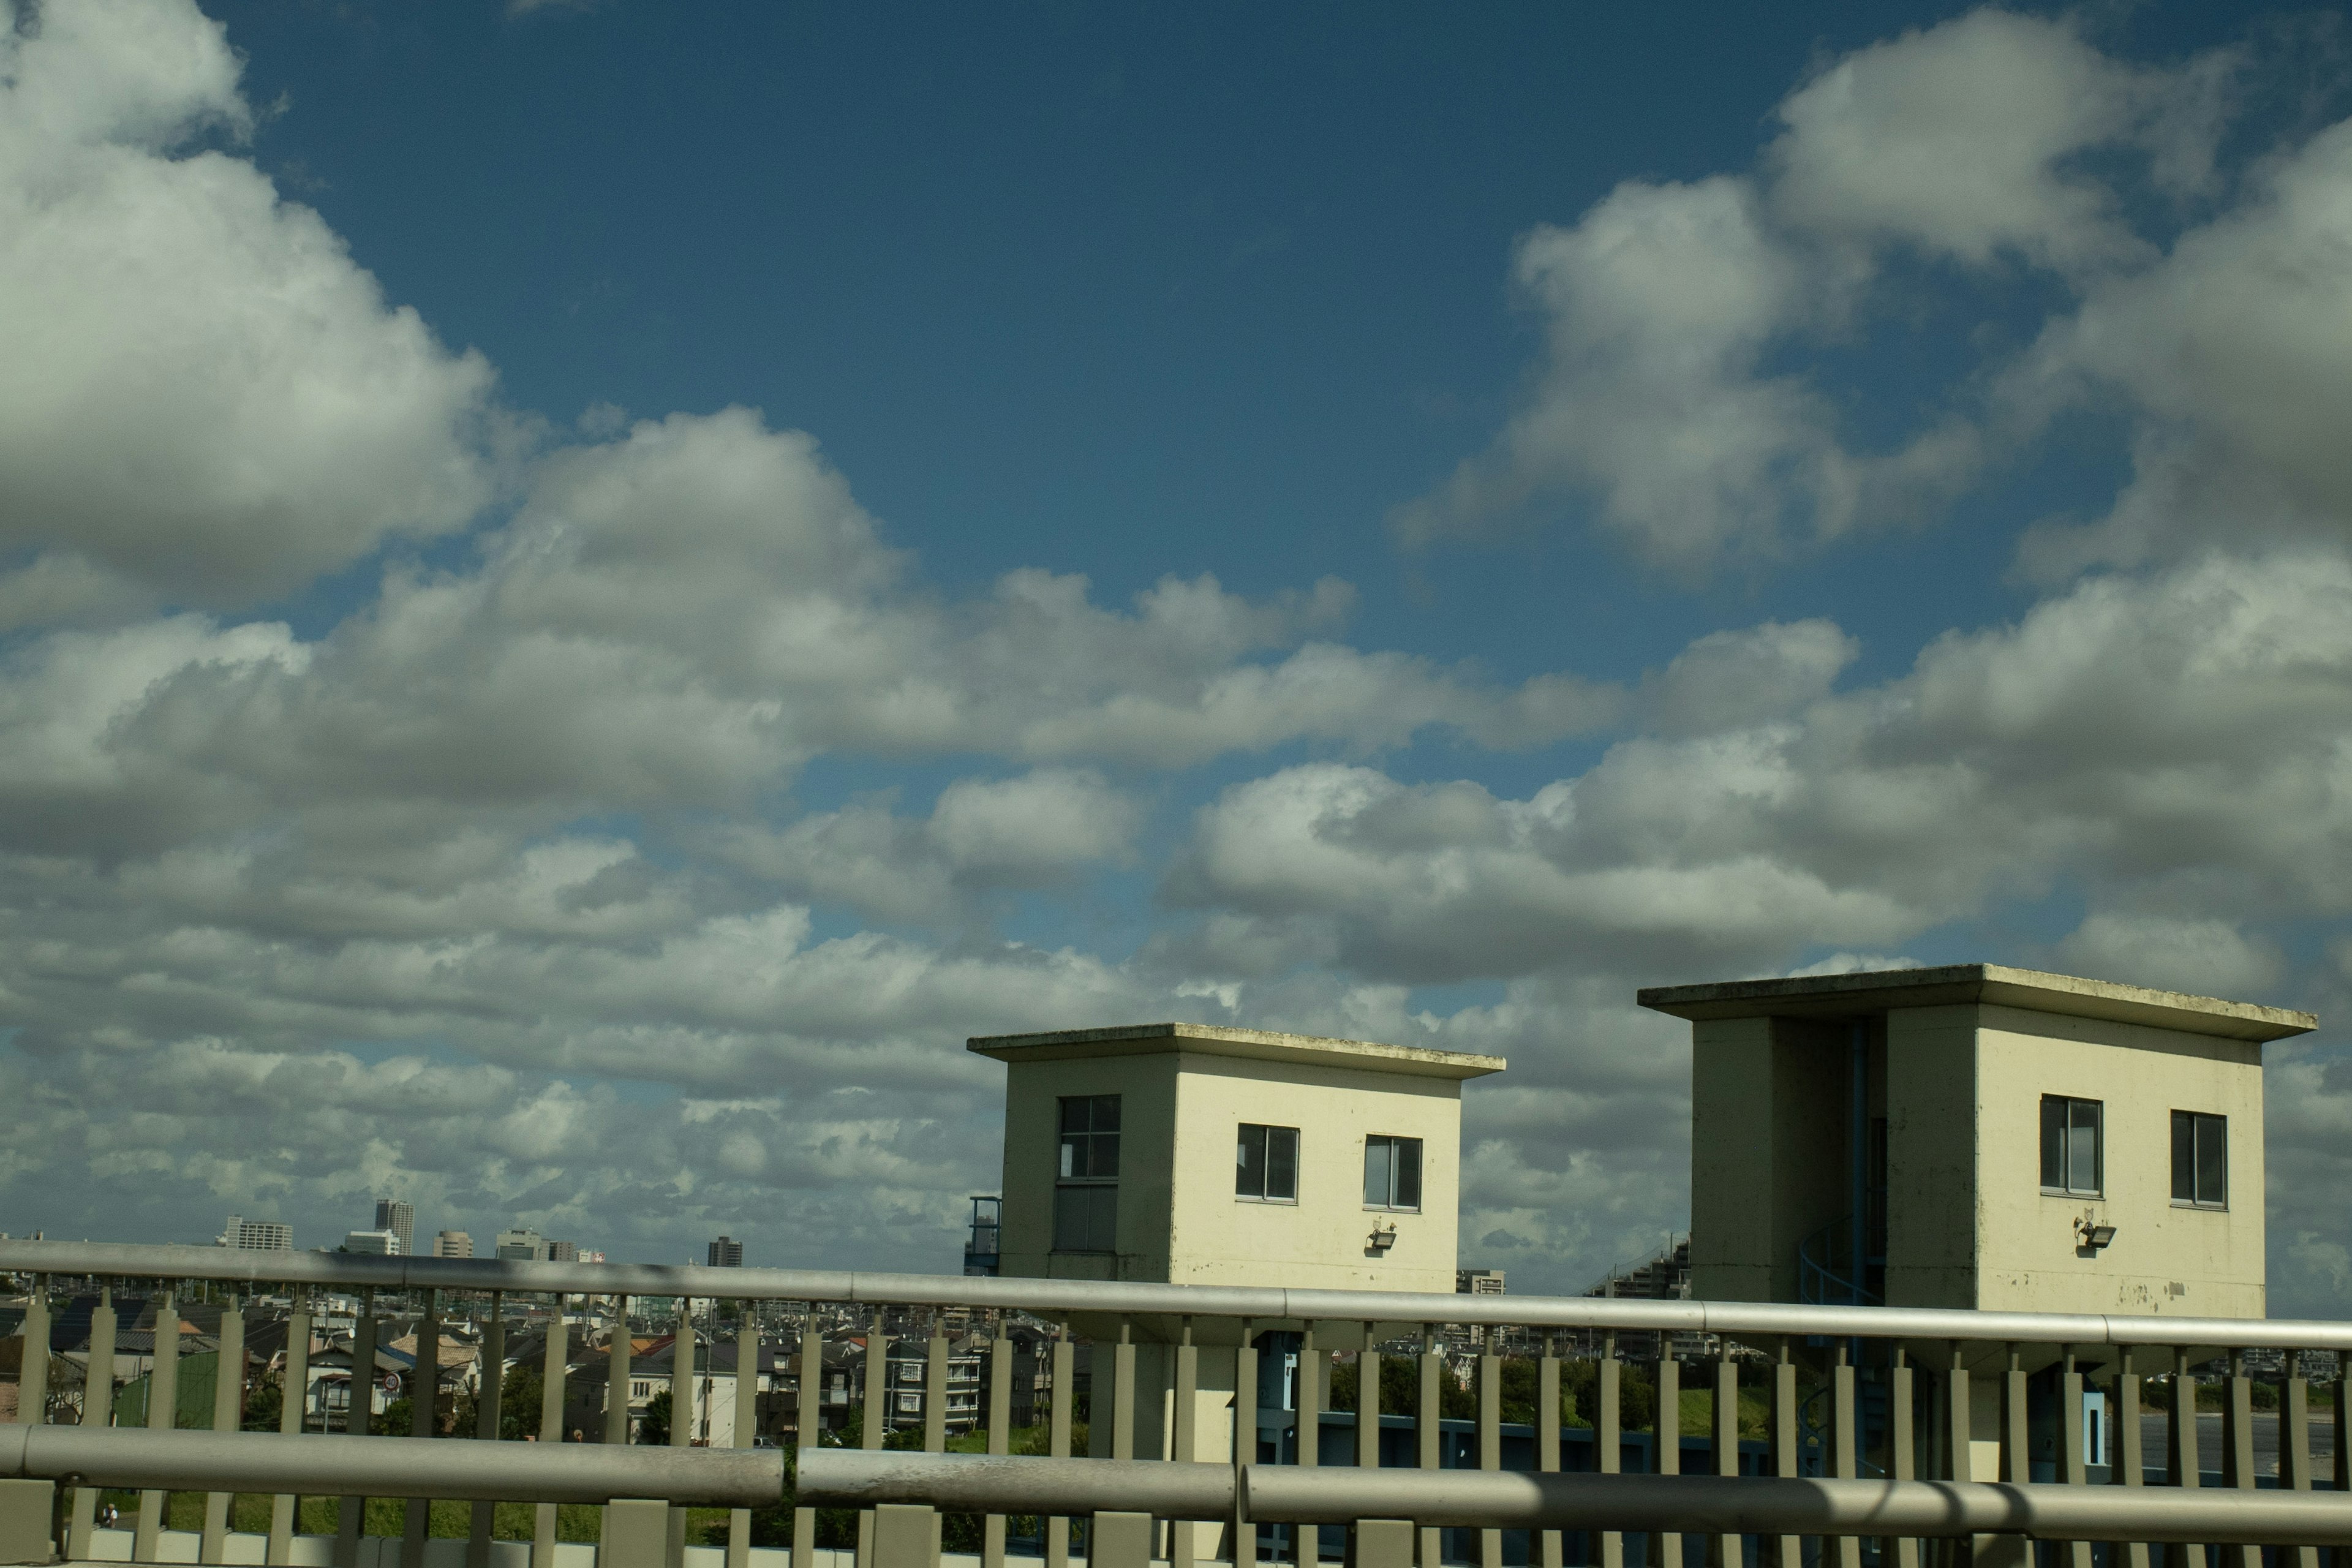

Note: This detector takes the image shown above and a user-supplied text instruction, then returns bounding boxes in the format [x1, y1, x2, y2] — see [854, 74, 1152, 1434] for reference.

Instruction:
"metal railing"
[4, 1239, 2351, 1568]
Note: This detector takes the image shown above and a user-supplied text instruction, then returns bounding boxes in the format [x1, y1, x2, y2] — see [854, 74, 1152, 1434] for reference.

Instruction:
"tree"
[243, 1374, 283, 1432]
[639, 1389, 671, 1449]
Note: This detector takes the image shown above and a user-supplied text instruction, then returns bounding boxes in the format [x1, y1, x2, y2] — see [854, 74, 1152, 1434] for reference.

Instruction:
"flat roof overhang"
[967, 1022, 1506, 1080]
[1637, 963, 2315, 1043]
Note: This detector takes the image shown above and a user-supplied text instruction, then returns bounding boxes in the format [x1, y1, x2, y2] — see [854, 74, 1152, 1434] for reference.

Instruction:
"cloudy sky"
[6, 0, 2352, 1310]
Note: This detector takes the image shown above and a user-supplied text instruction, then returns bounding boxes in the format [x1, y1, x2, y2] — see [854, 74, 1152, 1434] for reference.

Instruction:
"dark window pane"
[1061, 1098, 1091, 1134]
[1085, 1186, 1117, 1251]
[1238, 1124, 1267, 1198]
[1053, 1186, 1085, 1250]
[1093, 1128, 1119, 1180]
[1395, 1138, 1422, 1210]
[2197, 1115, 2226, 1207]
[2069, 1099, 2101, 1194]
[2172, 1110, 2195, 1203]
[1363, 1137, 1392, 1207]
[1092, 1096, 1120, 1132]
[1268, 1126, 1298, 1202]
[2041, 1097, 2066, 1190]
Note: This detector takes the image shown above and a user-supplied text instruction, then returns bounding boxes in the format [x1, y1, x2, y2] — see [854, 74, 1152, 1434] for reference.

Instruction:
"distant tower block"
[1642, 963, 2314, 1319]
[707, 1236, 742, 1268]
[374, 1199, 414, 1259]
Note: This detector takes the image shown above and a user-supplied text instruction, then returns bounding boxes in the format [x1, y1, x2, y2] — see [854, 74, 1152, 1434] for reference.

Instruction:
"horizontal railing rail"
[0, 1426, 782, 1507]
[4, 1238, 2348, 1349]
[796, 1449, 2352, 1546]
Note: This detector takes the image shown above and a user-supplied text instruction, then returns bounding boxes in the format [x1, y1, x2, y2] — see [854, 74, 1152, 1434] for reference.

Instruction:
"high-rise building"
[218, 1215, 293, 1251]
[707, 1236, 743, 1267]
[374, 1198, 415, 1258]
[344, 1229, 401, 1256]
[432, 1230, 473, 1258]
[494, 1227, 546, 1261]
[546, 1240, 578, 1262]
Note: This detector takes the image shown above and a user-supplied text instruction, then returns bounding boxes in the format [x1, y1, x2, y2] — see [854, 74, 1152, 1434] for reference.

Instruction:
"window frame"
[2038, 1094, 2104, 1199]
[1363, 1133, 1425, 1213]
[1052, 1093, 1121, 1254]
[2171, 1109, 2228, 1210]
[1236, 1122, 1302, 1204]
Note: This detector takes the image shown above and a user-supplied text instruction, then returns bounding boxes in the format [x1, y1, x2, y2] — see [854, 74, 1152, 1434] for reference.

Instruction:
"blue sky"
[4, 0, 2352, 1312]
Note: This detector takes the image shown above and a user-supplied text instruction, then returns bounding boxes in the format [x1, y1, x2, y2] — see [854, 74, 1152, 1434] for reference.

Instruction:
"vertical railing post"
[1709, 1344, 1738, 1568]
[2059, 1346, 2092, 1568]
[200, 1292, 245, 1563]
[268, 1288, 312, 1566]
[468, 1292, 505, 1568]
[337, 1287, 377, 1568]
[1297, 1322, 1319, 1567]
[2285, 1350, 2319, 1568]
[15, 1276, 48, 1427]
[607, 1295, 634, 1445]
[1537, 1334, 1562, 1568]
[1943, 1343, 1973, 1568]
[1770, 1338, 1798, 1568]
[1477, 1333, 1501, 1568]
[668, 1298, 698, 1568]
[2168, 1349, 2204, 1568]
[1888, 1344, 1916, 1568]
[1832, 1343, 1860, 1568]
[923, 1316, 949, 1563]
[1046, 1322, 1074, 1568]
[531, 1294, 570, 1568]
[67, 1287, 118, 1561]
[402, 1288, 441, 1568]
[2223, 1349, 2256, 1568]
[792, 1314, 824, 1568]
[1654, 1349, 1681, 1568]
[2112, 1349, 2149, 1568]
[1235, 1321, 1258, 1568]
[726, 1303, 759, 1568]
[1999, 1344, 2026, 1483]
[1597, 1332, 1621, 1568]
[134, 1283, 181, 1562]
[859, 1309, 886, 1568]
[982, 1318, 1012, 1568]
[1172, 1318, 1197, 1568]
[1415, 1326, 1439, 1568]
[1114, 1319, 1137, 1462]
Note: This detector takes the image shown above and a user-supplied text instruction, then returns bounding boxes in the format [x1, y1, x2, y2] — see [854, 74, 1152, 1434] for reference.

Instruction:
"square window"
[1363, 1134, 1422, 1211]
[2171, 1110, 2227, 1208]
[2038, 1095, 2101, 1197]
[1058, 1095, 1120, 1181]
[1237, 1123, 1300, 1202]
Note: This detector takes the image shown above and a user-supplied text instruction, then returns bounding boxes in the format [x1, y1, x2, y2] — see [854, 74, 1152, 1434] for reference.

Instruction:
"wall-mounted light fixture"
[2075, 1217, 2117, 1252]
[1367, 1221, 1398, 1254]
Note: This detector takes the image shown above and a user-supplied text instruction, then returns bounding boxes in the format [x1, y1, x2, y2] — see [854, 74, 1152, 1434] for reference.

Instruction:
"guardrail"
[5, 1239, 2350, 1568]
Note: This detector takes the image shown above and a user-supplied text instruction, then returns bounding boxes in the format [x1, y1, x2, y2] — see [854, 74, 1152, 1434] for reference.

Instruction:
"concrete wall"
[1690, 1017, 1773, 1302]
[999, 1047, 1466, 1293]
[1971, 1003, 2264, 1317]
[1165, 1052, 1463, 1292]
[997, 1054, 1179, 1282]
[1689, 1017, 1852, 1303]
[1883, 1005, 1980, 1310]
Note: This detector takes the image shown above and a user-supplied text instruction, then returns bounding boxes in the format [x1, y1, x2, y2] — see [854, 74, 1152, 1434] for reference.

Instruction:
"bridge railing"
[3, 1240, 2350, 1568]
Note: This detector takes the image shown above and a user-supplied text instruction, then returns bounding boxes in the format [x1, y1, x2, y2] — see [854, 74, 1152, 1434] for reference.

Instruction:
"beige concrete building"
[967, 1020, 1504, 1468]
[1645, 964, 2313, 1321]
[970, 1021, 1503, 1292]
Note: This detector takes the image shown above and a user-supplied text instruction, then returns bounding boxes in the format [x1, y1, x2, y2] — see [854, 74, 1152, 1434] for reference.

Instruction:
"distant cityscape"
[214, 1199, 747, 1270]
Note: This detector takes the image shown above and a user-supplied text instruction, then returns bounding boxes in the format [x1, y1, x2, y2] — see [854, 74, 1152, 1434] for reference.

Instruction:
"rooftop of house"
[967, 1021, 1506, 1080]
[1637, 963, 2316, 1043]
